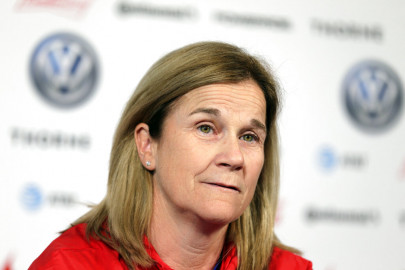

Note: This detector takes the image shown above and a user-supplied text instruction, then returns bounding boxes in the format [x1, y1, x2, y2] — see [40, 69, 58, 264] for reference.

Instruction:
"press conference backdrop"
[1, 0, 404, 269]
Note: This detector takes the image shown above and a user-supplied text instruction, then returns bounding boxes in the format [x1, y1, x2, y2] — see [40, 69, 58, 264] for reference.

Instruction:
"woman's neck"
[149, 197, 229, 270]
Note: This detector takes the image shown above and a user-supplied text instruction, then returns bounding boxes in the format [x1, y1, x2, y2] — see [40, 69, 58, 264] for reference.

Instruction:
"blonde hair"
[73, 41, 293, 269]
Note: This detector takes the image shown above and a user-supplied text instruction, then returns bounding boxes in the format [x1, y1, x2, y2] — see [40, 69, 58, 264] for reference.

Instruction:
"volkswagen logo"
[342, 60, 403, 133]
[30, 32, 99, 108]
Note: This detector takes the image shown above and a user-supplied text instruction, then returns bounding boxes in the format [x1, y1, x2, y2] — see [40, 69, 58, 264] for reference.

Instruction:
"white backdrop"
[1, 0, 405, 269]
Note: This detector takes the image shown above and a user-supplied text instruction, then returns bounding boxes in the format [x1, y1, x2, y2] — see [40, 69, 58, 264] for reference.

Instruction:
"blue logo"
[21, 184, 43, 211]
[318, 146, 337, 171]
[30, 32, 99, 108]
[342, 60, 403, 133]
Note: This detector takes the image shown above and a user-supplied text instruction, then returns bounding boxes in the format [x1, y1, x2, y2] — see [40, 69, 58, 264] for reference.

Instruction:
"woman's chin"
[194, 207, 242, 228]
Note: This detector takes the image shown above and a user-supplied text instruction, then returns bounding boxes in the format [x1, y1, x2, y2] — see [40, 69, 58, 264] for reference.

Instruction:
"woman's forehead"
[175, 80, 266, 116]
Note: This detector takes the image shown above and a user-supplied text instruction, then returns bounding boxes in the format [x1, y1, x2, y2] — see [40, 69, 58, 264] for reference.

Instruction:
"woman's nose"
[215, 136, 244, 171]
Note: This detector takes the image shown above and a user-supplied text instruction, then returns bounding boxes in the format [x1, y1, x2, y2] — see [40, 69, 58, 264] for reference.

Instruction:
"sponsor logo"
[20, 183, 78, 211]
[214, 12, 291, 30]
[20, 184, 43, 211]
[318, 146, 367, 172]
[318, 146, 337, 171]
[11, 127, 90, 150]
[311, 19, 383, 42]
[30, 32, 99, 108]
[1, 255, 13, 270]
[15, 0, 93, 17]
[117, 2, 195, 19]
[306, 207, 380, 225]
[342, 60, 403, 133]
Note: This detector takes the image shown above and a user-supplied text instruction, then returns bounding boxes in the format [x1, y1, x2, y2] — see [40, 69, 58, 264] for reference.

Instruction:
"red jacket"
[29, 224, 312, 269]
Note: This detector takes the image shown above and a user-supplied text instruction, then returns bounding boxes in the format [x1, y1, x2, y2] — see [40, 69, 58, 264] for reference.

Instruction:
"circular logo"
[21, 184, 43, 211]
[30, 32, 99, 108]
[318, 146, 337, 171]
[342, 60, 403, 133]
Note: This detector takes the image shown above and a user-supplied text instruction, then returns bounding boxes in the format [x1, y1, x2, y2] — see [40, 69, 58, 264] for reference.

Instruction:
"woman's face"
[151, 79, 267, 225]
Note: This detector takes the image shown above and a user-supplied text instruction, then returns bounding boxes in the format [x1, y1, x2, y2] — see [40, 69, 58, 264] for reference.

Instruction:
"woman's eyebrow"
[189, 107, 220, 117]
[250, 119, 267, 133]
[190, 108, 266, 132]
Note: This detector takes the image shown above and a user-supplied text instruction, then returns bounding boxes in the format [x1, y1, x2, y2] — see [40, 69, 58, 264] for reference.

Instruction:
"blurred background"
[1, 0, 404, 269]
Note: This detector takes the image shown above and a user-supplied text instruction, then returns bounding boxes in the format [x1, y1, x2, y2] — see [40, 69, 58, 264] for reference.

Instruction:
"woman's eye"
[198, 125, 213, 134]
[241, 134, 257, 142]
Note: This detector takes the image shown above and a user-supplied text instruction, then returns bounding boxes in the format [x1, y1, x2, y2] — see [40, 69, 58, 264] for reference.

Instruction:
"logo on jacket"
[342, 60, 403, 133]
[30, 32, 99, 108]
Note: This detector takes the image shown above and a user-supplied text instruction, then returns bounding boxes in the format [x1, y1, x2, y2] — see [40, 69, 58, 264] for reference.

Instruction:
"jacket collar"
[141, 237, 238, 270]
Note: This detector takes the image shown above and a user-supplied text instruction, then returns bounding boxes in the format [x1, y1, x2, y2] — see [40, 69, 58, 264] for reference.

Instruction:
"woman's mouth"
[205, 182, 240, 192]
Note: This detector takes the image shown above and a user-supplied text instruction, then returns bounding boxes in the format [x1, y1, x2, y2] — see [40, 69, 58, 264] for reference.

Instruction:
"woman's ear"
[134, 123, 156, 170]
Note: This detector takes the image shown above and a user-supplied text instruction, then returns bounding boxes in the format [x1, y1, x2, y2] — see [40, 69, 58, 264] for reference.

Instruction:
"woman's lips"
[204, 182, 240, 192]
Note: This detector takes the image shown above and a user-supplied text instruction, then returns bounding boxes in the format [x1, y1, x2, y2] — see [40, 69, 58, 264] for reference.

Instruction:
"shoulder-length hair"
[73, 41, 294, 270]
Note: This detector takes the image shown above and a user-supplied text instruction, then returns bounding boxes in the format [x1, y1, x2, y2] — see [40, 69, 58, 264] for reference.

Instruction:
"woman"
[29, 41, 312, 269]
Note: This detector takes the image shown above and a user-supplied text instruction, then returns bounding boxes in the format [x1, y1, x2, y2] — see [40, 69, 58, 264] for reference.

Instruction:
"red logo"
[15, 0, 94, 17]
[1, 256, 13, 270]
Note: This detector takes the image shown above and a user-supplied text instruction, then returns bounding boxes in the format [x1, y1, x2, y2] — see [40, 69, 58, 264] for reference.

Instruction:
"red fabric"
[29, 224, 127, 270]
[269, 247, 312, 270]
[29, 224, 312, 270]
